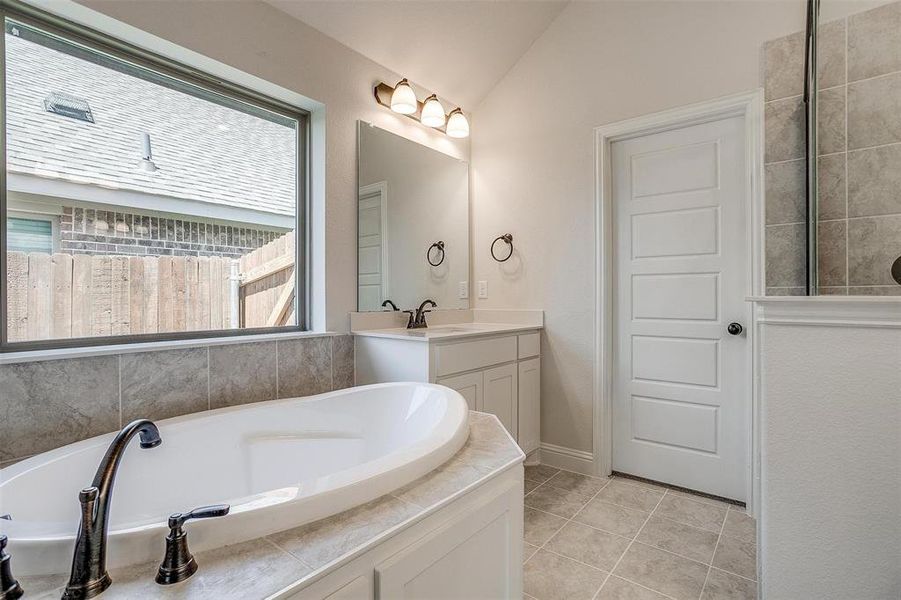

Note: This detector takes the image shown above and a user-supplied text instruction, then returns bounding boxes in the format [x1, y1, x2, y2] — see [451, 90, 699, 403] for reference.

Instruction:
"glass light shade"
[446, 109, 469, 138]
[390, 79, 417, 115]
[420, 95, 446, 128]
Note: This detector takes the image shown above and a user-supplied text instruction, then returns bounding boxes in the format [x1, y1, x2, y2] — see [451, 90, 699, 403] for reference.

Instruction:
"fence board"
[171, 257, 187, 332]
[111, 256, 130, 335]
[71, 255, 92, 338]
[52, 254, 73, 339]
[7, 252, 28, 341]
[129, 257, 145, 335]
[185, 256, 199, 331]
[143, 256, 159, 334]
[198, 257, 211, 332]
[27, 253, 52, 340]
[157, 256, 174, 333]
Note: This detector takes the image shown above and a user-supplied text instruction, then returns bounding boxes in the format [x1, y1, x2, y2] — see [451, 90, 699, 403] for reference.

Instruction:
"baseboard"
[539, 443, 596, 476]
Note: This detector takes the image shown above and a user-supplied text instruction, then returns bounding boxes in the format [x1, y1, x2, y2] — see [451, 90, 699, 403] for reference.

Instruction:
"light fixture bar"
[373, 81, 468, 138]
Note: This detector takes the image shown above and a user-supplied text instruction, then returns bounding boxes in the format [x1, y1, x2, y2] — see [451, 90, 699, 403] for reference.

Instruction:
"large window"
[1, 6, 307, 350]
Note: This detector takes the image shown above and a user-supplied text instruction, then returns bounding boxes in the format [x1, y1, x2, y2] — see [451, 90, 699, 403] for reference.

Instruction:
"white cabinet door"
[517, 358, 540, 454]
[483, 364, 517, 437]
[436, 371, 483, 411]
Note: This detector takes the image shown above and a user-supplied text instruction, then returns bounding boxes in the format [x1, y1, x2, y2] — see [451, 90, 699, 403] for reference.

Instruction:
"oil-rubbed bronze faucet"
[408, 299, 437, 329]
[62, 419, 162, 600]
[0, 534, 24, 600]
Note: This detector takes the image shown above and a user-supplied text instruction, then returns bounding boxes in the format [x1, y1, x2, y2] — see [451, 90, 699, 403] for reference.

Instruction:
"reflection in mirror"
[357, 122, 469, 311]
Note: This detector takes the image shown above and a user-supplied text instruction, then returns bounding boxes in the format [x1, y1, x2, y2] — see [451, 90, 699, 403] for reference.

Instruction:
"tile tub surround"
[763, 1, 901, 296]
[0, 334, 354, 465]
[18, 411, 524, 599]
[523, 466, 757, 600]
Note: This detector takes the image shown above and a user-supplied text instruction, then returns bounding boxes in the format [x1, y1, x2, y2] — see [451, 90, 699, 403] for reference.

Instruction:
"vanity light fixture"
[373, 79, 469, 138]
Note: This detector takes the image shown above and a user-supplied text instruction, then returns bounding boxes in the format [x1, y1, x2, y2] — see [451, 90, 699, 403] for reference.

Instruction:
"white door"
[358, 182, 388, 311]
[611, 115, 749, 501]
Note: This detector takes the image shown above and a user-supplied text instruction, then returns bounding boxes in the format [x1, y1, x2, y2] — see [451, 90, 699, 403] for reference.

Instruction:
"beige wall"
[78, 0, 469, 333]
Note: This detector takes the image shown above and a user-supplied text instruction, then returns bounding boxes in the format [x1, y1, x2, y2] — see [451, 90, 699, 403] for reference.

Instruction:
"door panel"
[612, 115, 749, 501]
[437, 371, 483, 412]
[518, 358, 540, 454]
[483, 364, 517, 437]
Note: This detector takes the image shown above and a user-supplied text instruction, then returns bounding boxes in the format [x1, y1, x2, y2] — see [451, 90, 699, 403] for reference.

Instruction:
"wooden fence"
[6, 252, 234, 342]
[239, 231, 296, 328]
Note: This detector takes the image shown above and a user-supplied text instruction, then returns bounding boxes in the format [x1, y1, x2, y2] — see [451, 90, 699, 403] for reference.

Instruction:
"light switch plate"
[458, 281, 469, 299]
[477, 280, 488, 299]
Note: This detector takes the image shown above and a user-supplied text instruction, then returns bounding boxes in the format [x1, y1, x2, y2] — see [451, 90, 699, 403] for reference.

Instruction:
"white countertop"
[352, 322, 541, 342]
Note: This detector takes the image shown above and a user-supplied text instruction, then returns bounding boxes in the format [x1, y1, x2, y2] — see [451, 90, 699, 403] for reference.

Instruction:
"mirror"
[357, 122, 469, 312]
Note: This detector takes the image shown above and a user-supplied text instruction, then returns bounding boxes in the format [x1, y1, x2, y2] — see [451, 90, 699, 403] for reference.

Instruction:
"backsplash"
[763, 0, 901, 296]
[0, 334, 354, 466]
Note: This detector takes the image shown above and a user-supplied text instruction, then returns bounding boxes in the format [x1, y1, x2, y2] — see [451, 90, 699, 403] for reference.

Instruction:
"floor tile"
[668, 488, 736, 510]
[723, 509, 757, 544]
[712, 534, 757, 581]
[636, 515, 719, 564]
[524, 541, 539, 563]
[523, 549, 607, 600]
[597, 576, 669, 600]
[525, 464, 560, 483]
[574, 499, 650, 538]
[524, 478, 543, 495]
[701, 568, 758, 600]
[655, 494, 727, 533]
[525, 483, 594, 518]
[546, 470, 610, 495]
[596, 480, 664, 512]
[524, 507, 567, 546]
[545, 522, 631, 571]
[612, 475, 669, 492]
[614, 542, 710, 600]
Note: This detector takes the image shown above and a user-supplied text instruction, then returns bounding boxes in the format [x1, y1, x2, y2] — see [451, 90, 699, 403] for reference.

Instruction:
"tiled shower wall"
[0, 334, 354, 466]
[763, 0, 901, 295]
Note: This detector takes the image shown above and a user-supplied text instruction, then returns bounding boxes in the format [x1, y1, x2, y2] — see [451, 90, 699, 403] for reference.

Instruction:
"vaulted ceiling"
[266, 0, 569, 109]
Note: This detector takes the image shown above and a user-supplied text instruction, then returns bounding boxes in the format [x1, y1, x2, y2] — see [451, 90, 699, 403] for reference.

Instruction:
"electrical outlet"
[458, 281, 469, 299]
[478, 280, 488, 299]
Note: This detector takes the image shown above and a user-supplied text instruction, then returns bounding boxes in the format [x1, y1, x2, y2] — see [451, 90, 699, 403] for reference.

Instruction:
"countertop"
[352, 322, 541, 342]
[19, 412, 524, 600]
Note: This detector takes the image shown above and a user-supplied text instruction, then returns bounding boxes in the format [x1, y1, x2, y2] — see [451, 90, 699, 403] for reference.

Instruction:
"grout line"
[262, 536, 317, 571]
[698, 502, 729, 600]
[206, 346, 211, 410]
[275, 339, 280, 399]
[117, 354, 122, 428]
[844, 24, 850, 291]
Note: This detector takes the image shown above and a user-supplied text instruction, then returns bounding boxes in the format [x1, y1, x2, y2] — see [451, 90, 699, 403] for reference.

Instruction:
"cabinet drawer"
[436, 336, 517, 376]
[518, 332, 540, 359]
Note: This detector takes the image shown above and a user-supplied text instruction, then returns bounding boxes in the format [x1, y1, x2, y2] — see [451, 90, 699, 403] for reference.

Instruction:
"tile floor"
[523, 465, 757, 600]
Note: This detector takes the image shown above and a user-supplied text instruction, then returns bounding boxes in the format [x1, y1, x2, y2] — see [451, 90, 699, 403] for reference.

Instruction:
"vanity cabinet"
[355, 328, 541, 454]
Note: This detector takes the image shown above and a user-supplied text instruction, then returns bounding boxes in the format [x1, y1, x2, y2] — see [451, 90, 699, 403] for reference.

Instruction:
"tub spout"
[62, 419, 162, 600]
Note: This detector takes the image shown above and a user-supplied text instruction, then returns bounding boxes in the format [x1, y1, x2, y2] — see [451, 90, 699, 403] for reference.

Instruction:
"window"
[1, 5, 308, 350]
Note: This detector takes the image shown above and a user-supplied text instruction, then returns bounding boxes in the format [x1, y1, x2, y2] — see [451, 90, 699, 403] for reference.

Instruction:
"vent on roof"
[44, 92, 94, 123]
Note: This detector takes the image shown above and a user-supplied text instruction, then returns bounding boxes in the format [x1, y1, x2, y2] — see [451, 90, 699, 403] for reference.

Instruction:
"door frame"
[593, 89, 765, 514]
[358, 180, 390, 304]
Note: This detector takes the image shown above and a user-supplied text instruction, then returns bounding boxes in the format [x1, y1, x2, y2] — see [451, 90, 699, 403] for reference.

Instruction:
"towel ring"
[491, 234, 514, 262]
[427, 241, 446, 267]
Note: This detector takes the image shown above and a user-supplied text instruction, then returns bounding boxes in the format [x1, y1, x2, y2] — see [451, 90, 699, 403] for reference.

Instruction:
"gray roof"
[5, 31, 297, 219]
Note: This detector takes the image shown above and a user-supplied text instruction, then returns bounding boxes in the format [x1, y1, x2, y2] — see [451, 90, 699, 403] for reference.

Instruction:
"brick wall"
[59, 206, 286, 258]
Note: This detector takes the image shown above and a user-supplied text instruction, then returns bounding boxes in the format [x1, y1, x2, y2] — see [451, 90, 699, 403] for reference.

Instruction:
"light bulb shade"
[420, 95, 446, 128]
[446, 109, 469, 138]
[390, 79, 417, 115]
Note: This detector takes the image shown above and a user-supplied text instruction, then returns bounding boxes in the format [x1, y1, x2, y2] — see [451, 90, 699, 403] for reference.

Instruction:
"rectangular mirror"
[357, 122, 469, 312]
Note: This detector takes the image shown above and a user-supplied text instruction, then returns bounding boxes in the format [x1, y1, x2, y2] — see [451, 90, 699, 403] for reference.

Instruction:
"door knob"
[727, 322, 743, 336]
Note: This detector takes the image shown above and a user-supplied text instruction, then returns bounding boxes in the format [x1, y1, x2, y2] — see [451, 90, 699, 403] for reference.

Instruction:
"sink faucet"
[381, 299, 399, 311]
[63, 419, 162, 600]
[408, 299, 437, 329]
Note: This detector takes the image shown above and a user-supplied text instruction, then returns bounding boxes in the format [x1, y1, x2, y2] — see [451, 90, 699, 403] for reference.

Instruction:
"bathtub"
[0, 382, 469, 576]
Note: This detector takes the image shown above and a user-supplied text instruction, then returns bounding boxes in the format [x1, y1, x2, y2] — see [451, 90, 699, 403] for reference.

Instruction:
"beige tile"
[574, 499, 649, 538]
[277, 336, 332, 398]
[820, 286, 848, 295]
[523, 549, 607, 600]
[597, 576, 669, 600]
[668, 489, 737, 510]
[765, 223, 806, 288]
[654, 494, 727, 533]
[121, 348, 208, 423]
[818, 153, 847, 220]
[765, 286, 805, 296]
[764, 31, 804, 101]
[848, 215, 901, 285]
[636, 515, 719, 564]
[525, 464, 560, 483]
[524, 541, 539, 563]
[209, 341, 277, 408]
[525, 484, 594, 519]
[818, 19, 847, 90]
[712, 535, 758, 581]
[546, 470, 610, 496]
[765, 159, 805, 225]
[818, 220, 847, 287]
[818, 87, 846, 156]
[331, 334, 354, 390]
[545, 522, 631, 571]
[0, 356, 119, 461]
[848, 285, 901, 295]
[524, 478, 543, 495]
[394, 451, 492, 508]
[848, 1, 901, 81]
[848, 72, 901, 149]
[613, 476, 669, 492]
[614, 542, 709, 600]
[596, 480, 663, 512]
[723, 509, 757, 544]
[524, 507, 567, 546]
[269, 495, 419, 569]
[765, 97, 805, 163]
[848, 144, 901, 217]
[701, 568, 758, 600]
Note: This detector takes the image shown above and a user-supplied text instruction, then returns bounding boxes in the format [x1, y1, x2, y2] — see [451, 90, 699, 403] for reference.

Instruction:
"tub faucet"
[63, 419, 162, 600]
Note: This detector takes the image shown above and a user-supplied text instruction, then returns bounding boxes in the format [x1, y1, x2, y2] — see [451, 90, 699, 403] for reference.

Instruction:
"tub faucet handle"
[156, 504, 230, 585]
[0, 534, 24, 600]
